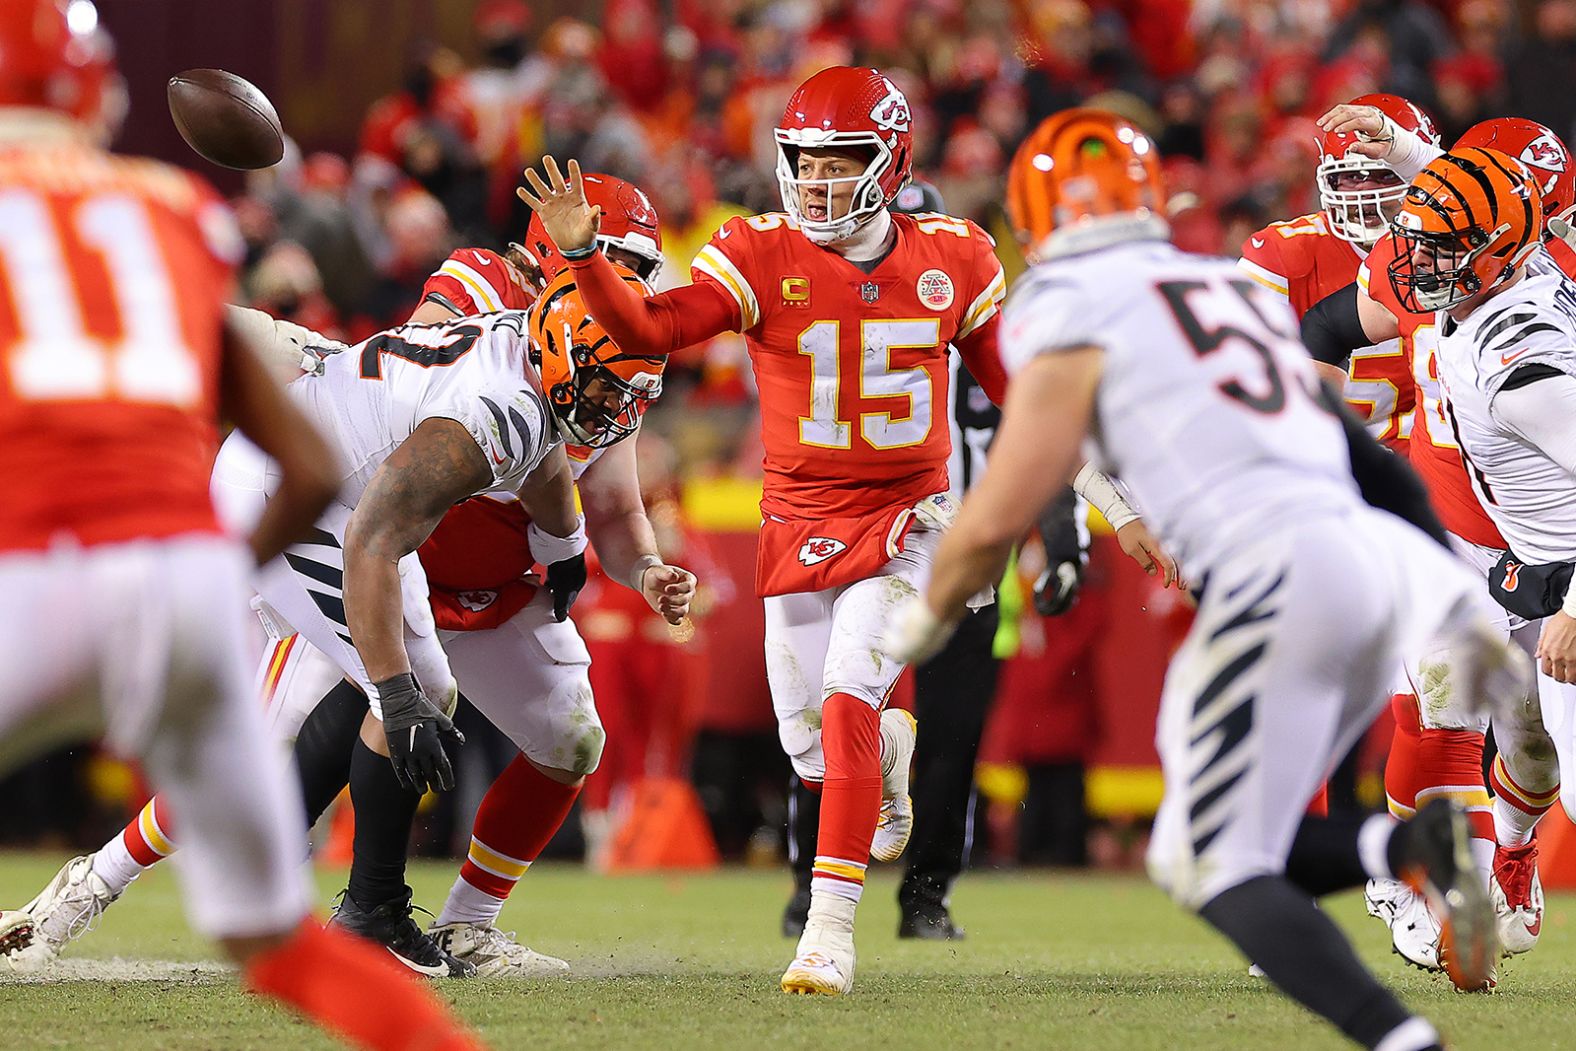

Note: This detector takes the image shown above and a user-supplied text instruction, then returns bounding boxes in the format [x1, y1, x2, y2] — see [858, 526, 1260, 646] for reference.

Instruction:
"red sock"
[124, 796, 175, 866]
[1412, 726, 1493, 842]
[810, 693, 881, 904]
[244, 920, 487, 1051]
[458, 755, 581, 900]
[1385, 693, 1424, 817]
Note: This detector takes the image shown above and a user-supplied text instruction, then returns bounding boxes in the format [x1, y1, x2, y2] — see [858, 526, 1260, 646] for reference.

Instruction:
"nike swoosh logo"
[472, 250, 490, 266]
[387, 946, 452, 978]
[1526, 915, 1542, 937]
[1251, 237, 1265, 248]
[718, 226, 732, 239]
[1502, 347, 1534, 365]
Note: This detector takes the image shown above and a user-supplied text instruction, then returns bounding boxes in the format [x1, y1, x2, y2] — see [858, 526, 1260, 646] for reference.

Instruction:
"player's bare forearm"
[516, 445, 579, 539]
[579, 440, 659, 587]
[926, 348, 1103, 619]
[218, 320, 338, 566]
[344, 418, 491, 680]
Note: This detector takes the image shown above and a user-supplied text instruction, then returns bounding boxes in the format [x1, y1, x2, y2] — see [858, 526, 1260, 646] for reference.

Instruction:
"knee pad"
[539, 677, 605, 777]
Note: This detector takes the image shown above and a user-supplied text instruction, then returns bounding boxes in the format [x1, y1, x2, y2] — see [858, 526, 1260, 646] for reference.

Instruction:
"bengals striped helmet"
[528, 265, 665, 449]
[1387, 148, 1542, 314]
[1006, 108, 1166, 263]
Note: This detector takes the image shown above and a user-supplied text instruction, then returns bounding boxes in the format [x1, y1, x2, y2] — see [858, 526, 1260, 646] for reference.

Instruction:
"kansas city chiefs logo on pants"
[798, 537, 848, 566]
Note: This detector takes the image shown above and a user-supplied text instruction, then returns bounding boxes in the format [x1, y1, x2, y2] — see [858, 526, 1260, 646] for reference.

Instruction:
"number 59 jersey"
[691, 211, 1007, 520]
[1003, 239, 1360, 574]
[293, 311, 557, 507]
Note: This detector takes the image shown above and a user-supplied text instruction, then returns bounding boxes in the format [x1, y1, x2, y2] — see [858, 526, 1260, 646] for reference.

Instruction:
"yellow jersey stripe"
[469, 838, 531, 880]
[1235, 258, 1290, 296]
[694, 246, 759, 329]
[440, 260, 505, 313]
[958, 269, 1007, 339]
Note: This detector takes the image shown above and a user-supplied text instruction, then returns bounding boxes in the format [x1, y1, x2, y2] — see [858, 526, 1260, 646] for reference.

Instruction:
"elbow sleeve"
[1300, 283, 1366, 370]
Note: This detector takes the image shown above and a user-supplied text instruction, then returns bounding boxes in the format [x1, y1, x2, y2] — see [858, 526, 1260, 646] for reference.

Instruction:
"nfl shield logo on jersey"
[798, 537, 848, 566]
[860, 282, 880, 304]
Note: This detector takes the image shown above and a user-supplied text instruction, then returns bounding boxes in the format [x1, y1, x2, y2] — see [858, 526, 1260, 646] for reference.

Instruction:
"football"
[166, 68, 285, 170]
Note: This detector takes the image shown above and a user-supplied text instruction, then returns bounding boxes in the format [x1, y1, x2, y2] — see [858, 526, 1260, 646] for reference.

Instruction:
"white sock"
[1374, 1016, 1440, 1051]
[435, 873, 507, 928]
[805, 888, 858, 934]
[89, 838, 146, 896]
[1493, 796, 1540, 848]
[1469, 833, 1495, 882]
[1357, 813, 1398, 881]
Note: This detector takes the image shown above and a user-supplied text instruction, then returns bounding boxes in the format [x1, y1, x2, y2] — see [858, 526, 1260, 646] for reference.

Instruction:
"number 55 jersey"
[690, 211, 1007, 595]
[1004, 238, 1359, 574]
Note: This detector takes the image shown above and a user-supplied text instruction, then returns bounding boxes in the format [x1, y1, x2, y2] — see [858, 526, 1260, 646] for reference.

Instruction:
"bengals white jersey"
[291, 310, 557, 505]
[1002, 238, 1359, 573]
[1433, 247, 1576, 563]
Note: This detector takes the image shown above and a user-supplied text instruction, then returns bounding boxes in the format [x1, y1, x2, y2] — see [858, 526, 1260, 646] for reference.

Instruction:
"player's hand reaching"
[1316, 103, 1393, 161]
[376, 674, 465, 794]
[1115, 519, 1182, 589]
[641, 563, 697, 625]
[1537, 610, 1576, 683]
[546, 553, 588, 623]
[517, 156, 600, 256]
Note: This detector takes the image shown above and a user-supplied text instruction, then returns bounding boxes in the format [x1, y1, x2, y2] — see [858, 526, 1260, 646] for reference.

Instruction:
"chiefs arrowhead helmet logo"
[869, 78, 911, 136]
[798, 537, 849, 566]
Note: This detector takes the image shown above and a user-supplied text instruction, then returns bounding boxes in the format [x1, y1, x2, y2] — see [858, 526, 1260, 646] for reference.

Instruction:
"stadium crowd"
[6, 0, 1570, 864]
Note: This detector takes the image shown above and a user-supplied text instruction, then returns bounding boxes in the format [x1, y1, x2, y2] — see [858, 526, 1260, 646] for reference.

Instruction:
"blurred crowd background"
[6, 0, 1568, 870]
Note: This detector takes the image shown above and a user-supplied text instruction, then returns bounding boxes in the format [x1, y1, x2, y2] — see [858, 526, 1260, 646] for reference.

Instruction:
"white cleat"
[1365, 877, 1444, 972]
[780, 925, 856, 996]
[2, 855, 120, 971]
[1491, 840, 1544, 956]
[870, 708, 917, 863]
[427, 922, 571, 978]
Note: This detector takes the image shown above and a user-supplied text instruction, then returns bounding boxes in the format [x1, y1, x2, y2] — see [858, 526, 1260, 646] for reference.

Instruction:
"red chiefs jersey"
[690, 211, 1006, 523]
[1359, 234, 1506, 549]
[0, 137, 238, 551]
[1238, 213, 1414, 446]
[421, 247, 535, 315]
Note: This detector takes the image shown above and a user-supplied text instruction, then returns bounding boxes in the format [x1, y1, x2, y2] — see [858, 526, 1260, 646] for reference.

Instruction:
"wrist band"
[629, 553, 664, 591]
[560, 242, 598, 262]
[527, 516, 588, 565]
[1073, 463, 1140, 531]
[1563, 575, 1576, 619]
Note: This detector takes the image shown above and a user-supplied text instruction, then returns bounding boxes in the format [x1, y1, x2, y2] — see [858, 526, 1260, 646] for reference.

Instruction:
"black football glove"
[376, 673, 464, 794]
[546, 553, 587, 622]
[1034, 559, 1085, 617]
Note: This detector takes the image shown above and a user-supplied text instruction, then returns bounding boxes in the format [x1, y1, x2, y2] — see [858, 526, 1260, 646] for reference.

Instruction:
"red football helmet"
[1316, 93, 1440, 245]
[0, 0, 122, 130]
[774, 66, 914, 244]
[1455, 117, 1575, 236]
[516, 172, 664, 287]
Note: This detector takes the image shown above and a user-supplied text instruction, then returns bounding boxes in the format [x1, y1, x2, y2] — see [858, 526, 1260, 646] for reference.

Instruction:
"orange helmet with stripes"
[1387, 147, 1542, 314]
[1006, 108, 1166, 262]
[528, 264, 665, 448]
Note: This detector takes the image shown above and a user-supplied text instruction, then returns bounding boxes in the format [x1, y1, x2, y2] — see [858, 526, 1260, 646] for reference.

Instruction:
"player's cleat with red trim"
[329, 888, 475, 979]
[1396, 800, 1497, 992]
[428, 921, 570, 978]
[780, 925, 856, 996]
[2, 855, 119, 971]
[870, 708, 916, 863]
[0, 911, 33, 959]
[1491, 839, 1544, 956]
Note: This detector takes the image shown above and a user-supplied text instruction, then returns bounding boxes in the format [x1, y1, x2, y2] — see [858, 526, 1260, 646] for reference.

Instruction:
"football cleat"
[870, 708, 917, 863]
[898, 902, 965, 941]
[1491, 839, 1544, 955]
[329, 888, 475, 979]
[427, 922, 570, 978]
[780, 925, 856, 996]
[0, 911, 33, 958]
[1395, 800, 1497, 991]
[1365, 877, 1443, 971]
[2, 855, 119, 971]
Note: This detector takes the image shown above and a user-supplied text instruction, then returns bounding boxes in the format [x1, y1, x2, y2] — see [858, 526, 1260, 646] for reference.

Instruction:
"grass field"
[1, 853, 1574, 1050]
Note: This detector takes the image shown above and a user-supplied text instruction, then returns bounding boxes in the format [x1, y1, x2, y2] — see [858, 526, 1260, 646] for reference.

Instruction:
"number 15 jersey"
[1003, 238, 1359, 574]
[691, 211, 1007, 521]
